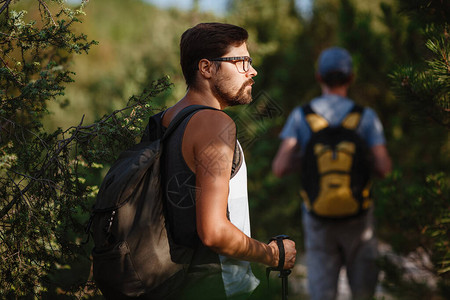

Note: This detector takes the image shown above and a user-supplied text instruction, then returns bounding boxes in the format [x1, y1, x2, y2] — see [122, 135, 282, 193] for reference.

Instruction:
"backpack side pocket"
[92, 241, 145, 298]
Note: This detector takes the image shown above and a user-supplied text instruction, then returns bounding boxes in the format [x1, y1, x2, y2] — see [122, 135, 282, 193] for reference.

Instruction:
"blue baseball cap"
[317, 47, 353, 77]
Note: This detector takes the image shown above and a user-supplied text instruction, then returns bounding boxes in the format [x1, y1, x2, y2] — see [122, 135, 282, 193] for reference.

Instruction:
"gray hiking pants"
[302, 208, 378, 300]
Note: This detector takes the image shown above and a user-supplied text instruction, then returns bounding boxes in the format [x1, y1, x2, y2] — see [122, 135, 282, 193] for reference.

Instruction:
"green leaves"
[389, 11, 449, 128]
[0, 1, 170, 297]
[374, 170, 449, 297]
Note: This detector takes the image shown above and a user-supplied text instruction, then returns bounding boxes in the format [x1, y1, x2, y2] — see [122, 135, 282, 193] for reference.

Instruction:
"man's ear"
[198, 59, 214, 79]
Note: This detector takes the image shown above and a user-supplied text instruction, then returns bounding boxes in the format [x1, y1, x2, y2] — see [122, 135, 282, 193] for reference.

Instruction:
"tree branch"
[37, 0, 56, 26]
[0, 49, 23, 86]
[0, 102, 147, 219]
[0, 116, 85, 220]
[0, 0, 12, 15]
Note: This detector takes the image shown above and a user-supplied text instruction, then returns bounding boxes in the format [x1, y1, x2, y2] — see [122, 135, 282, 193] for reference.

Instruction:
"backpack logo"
[301, 104, 372, 218]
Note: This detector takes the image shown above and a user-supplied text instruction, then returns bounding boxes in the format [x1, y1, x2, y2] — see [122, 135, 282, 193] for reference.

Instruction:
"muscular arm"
[272, 138, 301, 178]
[184, 110, 296, 269]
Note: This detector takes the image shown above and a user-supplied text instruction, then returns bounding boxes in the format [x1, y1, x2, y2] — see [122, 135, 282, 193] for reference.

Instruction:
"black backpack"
[300, 104, 373, 218]
[87, 105, 215, 299]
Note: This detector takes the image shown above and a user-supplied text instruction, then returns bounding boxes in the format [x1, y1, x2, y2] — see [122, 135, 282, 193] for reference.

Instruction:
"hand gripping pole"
[266, 235, 292, 300]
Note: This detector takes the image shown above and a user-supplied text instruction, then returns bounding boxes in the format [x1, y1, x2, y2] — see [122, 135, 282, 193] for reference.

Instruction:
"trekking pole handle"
[265, 235, 292, 293]
[268, 234, 291, 271]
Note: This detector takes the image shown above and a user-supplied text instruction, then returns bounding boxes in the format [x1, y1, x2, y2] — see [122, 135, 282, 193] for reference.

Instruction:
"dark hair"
[321, 71, 352, 88]
[180, 23, 248, 88]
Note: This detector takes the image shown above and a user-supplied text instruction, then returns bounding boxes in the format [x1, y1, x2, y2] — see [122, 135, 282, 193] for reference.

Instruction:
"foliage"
[375, 172, 449, 297]
[375, 0, 450, 296]
[0, 0, 94, 296]
[0, 0, 171, 296]
[43, 0, 218, 131]
[390, 24, 450, 128]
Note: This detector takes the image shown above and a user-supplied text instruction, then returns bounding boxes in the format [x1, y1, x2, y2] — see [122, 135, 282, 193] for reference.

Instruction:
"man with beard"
[159, 23, 297, 300]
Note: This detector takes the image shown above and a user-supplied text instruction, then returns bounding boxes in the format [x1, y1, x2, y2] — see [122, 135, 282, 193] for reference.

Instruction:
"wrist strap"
[266, 235, 292, 290]
[268, 234, 289, 271]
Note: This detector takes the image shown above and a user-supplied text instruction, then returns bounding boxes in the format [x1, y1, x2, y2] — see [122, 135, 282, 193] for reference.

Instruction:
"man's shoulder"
[190, 109, 235, 130]
[360, 106, 381, 124]
[186, 109, 236, 145]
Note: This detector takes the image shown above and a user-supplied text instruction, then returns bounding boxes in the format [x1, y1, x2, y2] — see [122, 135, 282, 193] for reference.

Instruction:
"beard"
[212, 78, 254, 107]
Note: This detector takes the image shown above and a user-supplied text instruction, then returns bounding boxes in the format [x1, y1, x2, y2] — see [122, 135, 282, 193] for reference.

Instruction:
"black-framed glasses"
[209, 56, 253, 73]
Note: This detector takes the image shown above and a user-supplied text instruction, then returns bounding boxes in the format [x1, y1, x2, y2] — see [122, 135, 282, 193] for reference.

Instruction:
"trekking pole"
[266, 235, 293, 300]
[279, 269, 291, 300]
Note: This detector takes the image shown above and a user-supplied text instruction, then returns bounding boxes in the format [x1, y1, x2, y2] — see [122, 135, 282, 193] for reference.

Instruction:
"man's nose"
[247, 64, 257, 77]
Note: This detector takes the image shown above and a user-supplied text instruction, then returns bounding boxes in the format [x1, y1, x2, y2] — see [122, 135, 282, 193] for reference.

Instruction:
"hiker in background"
[161, 23, 296, 300]
[272, 47, 391, 300]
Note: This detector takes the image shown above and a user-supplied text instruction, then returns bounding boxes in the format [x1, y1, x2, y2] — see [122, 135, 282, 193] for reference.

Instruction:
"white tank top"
[219, 141, 260, 298]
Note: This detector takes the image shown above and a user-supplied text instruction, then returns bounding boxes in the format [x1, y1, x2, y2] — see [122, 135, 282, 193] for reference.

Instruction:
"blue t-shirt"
[280, 95, 386, 152]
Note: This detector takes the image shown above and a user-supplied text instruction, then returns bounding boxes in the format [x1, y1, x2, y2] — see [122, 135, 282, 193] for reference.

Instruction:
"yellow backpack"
[300, 104, 373, 218]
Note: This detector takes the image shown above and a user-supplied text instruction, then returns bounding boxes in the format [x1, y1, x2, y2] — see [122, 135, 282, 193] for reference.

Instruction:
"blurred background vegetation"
[0, 0, 448, 298]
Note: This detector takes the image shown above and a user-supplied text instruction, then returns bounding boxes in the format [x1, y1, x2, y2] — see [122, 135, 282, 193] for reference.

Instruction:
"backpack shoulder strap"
[162, 105, 220, 141]
[141, 106, 219, 142]
[341, 104, 364, 130]
[302, 103, 329, 133]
